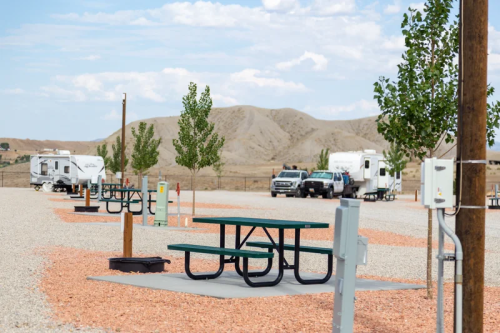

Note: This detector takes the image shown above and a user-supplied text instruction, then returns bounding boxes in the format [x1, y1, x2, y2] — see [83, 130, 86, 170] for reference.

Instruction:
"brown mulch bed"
[38, 247, 500, 332]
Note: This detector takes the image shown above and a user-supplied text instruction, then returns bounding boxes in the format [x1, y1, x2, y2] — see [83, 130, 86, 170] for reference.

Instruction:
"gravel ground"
[1, 187, 499, 332]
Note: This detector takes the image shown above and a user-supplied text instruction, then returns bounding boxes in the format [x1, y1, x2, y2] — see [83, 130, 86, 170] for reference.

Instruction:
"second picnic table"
[168, 217, 332, 287]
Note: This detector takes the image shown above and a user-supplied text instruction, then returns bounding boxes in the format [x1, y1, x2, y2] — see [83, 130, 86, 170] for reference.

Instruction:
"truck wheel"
[300, 191, 307, 198]
[271, 192, 277, 198]
[326, 188, 334, 199]
[34, 186, 40, 191]
[295, 187, 302, 198]
[286, 194, 294, 198]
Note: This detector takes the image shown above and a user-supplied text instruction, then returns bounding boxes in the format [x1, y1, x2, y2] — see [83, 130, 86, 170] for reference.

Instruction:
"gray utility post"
[97, 175, 102, 201]
[141, 176, 148, 226]
[332, 199, 363, 333]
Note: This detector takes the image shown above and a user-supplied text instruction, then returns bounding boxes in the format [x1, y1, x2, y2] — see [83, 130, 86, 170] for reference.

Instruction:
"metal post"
[177, 183, 181, 228]
[120, 93, 126, 187]
[436, 221, 445, 332]
[437, 209, 463, 333]
[244, 177, 246, 192]
[456, 0, 487, 330]
[141, 176, 148, 226]
[97, 175, 102, 201]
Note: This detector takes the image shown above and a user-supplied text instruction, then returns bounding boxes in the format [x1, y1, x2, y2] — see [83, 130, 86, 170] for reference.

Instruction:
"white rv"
[328, 149, 402, 196]
[30, 151, 106, 192]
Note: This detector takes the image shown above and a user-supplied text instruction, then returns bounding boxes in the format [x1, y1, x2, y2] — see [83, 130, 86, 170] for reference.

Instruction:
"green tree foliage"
[173, 82, 225, 215]
[316, 148, 330, 170]
[0, 142, 9, 150]
[14, 155, 30, 164]
[374, 0, 500, 160]
[383, 143, 408, 191]
[372, 0, 500, 299]
[130, 122, 162, 180]
[109, 136, 129, 174]
[212, 151, 225, 179]
[96, 143, 111, 170]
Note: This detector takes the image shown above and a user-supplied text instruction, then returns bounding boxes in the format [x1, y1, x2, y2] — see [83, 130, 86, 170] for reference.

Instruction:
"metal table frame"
[189, 217, 332, 287]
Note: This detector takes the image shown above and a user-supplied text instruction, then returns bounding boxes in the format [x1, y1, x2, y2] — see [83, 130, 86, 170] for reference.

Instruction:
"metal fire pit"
[108, 257, 171, 273]
[74, 206, 100, 213]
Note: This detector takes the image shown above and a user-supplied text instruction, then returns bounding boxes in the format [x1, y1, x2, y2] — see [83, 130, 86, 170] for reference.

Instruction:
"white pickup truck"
[300, 170, 345, 199]
[270, 170, 309, 197]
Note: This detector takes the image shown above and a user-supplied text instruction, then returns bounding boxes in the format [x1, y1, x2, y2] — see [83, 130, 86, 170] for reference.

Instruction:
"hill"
[90, 106, 389, 166]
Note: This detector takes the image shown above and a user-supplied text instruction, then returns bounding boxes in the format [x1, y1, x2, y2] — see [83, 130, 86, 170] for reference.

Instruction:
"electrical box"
[420, 158, 454, 209]
[154, 182, 169, 227]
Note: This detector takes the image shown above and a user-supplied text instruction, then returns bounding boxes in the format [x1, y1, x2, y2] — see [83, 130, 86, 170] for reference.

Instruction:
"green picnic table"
[168, 217, 332, 287]
[100, 188, 172, 215]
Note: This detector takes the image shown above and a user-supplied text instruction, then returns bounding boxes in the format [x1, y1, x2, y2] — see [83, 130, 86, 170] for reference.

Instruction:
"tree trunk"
[426, 149, 434, 299]
[192, 172, 196, 216]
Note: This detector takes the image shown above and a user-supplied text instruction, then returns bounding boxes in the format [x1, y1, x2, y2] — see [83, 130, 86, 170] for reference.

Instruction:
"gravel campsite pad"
[1, 188, 499, 332]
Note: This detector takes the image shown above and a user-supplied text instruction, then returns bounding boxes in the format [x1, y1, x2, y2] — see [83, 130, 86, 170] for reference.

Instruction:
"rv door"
[363, 158, 371, 179]
[378, 161, 389, 190]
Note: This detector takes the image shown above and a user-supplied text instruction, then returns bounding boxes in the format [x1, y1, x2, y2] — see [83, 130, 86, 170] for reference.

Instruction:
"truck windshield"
[277, 171, 300, 178]
[310, 172, 333, 179]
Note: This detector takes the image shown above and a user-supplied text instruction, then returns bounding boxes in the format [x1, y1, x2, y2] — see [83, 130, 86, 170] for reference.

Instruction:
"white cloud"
[276, 51, 328, 71]
[262, 0, 299, 12]
[384, 0, 401, 15]
[311, 0, 356, 16]
[409, 2, 426, 12]
[40, 86, 86, 102]
[1, 88, 25, 95]
[212, 94, 239, 105]
[39, 67, 306, 104]
[230, 69, 307, 92]
[53, 2, 270, 28]
[319, 99, 379, 115]
[77, 54, 101, 61]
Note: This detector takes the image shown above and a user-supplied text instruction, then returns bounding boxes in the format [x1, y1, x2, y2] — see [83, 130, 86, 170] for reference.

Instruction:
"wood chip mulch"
[38, 247, 500, 332]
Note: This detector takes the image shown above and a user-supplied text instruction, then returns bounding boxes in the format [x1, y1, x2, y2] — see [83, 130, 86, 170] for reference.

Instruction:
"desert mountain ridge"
[2, 106, 499, 170]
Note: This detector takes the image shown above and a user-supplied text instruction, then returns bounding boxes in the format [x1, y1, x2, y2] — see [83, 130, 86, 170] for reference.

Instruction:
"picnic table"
[100, 188, 172, 215]
[489, 197, 500, 209]
[168, 217, 332, 288]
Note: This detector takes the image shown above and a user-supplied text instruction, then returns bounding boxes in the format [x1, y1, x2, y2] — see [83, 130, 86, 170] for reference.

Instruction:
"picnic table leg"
[234, 225, 273, 278]
[184, 224, 225, 280]
[293, 229, 333, 284]
[242, 229, 284, 287]
[105, 200, 123, 214]
[148, 193, 155, 215]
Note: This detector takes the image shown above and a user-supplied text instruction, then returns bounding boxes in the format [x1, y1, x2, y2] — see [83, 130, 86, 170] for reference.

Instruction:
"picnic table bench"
[385, 193, 396, 201]
[364, 191, 378, 202]
[489, 197, 500, 209]
[168, 217, 332, 287]
[99, 188, 172, 215]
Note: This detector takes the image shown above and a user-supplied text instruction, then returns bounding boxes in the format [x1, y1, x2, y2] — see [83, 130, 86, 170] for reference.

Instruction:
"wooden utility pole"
[121, 93, 127, 187]
[85, 189, 90, 207]
[456, 0, 488, 331]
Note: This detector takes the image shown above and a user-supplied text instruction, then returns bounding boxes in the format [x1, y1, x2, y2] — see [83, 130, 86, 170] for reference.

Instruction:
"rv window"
[64, 166, 70, 174]
[396, 171, 401, 179]
[365, 160, 370, 169]
[41, 163, 48, 176]
[380, 168, 386, 176]
[55, 161, 59, 170]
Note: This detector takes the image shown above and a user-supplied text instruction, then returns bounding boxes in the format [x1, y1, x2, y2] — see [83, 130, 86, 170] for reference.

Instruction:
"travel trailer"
[30, 152, 106, 192]
[328, 149, 402, 196]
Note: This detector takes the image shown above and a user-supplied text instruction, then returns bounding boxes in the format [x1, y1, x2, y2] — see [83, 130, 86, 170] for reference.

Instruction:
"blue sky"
[1, 0, 500, 141]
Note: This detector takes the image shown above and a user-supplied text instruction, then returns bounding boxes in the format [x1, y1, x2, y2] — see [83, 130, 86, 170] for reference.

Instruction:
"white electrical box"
[420, 158, 454, 209]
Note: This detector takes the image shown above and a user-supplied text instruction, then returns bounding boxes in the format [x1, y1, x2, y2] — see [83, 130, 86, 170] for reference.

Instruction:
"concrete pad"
[88, 270, 424, 299]
[77, 222, 202, 231]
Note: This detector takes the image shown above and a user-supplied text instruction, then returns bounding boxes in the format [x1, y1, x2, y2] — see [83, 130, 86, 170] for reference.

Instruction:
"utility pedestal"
[154, 182, 169, 227]
[332, 199, 366, 333]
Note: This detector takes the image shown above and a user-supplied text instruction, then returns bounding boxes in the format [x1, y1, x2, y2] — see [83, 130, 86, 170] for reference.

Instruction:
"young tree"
[0, 142, 9, 150]
[212, 150, 225, 189]
[96, 143, 111, 170]
[373, 0, 500, 298]
[316, 148, 330, 170]
[130, 122, 162, 181]
[383, 143, 408, 192]
[173, 82, 225, 215]
[109, 136, 129, 175]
